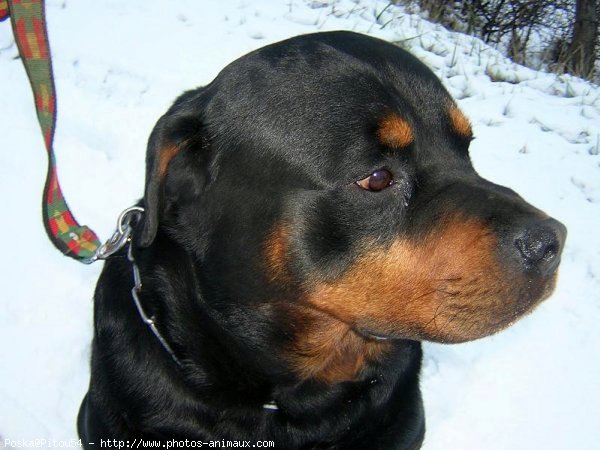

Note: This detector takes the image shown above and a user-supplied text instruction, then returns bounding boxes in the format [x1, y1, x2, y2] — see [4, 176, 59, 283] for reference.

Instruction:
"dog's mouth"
[348, 270, 559, 344]
[268, 212, 564, 381]
[360, 330, 393, 341]
[280, 253, 559, 383]
[294, 211, 567, 345]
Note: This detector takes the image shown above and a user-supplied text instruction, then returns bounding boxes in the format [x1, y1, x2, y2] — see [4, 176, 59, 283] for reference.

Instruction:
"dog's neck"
[127, 233, 423, 389]
[90, 235, 424, 444]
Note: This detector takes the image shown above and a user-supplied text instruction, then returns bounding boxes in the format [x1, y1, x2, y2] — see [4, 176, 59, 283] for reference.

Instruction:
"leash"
[1, 0, 183, 376]
[2, 0, 100, 262]
[1, 0, 183, 370]
[2, 1, 280, 410]
[1, 0, 178, 362]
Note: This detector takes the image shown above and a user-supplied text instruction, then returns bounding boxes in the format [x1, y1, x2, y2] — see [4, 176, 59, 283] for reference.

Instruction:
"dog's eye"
[356, 169, 394, 192]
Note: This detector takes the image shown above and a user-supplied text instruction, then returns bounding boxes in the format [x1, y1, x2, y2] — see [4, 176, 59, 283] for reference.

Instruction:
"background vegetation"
[399, 0, 599, 81]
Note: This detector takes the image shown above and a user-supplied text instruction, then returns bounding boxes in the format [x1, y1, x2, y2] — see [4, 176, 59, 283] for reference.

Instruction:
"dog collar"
[90, 207, 280, 411]
[89, 206, 183, 367]
[263, 401, 279, 410]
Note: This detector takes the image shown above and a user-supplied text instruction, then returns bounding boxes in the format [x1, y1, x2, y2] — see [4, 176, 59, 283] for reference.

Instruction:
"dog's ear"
[138, 97, 206, 247]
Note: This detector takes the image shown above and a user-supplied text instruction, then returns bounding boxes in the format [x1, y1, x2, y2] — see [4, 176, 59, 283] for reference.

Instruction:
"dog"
[78, 31, 566, 448]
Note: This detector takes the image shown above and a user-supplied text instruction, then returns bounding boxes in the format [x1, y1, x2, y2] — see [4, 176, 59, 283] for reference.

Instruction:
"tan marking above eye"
[376, 113, 414, 149]
[449, 105, 473, 139]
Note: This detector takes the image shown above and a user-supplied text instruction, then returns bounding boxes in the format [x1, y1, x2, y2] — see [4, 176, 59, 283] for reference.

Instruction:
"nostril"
[514, 220, 564, 275]
[516, 234, 554, 263]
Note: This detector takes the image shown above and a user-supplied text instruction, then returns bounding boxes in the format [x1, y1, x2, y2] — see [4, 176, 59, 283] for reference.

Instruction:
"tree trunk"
[566, 0, 598, 78]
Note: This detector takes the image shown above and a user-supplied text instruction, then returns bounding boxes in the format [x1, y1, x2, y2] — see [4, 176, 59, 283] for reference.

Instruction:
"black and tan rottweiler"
[78, 31, 566, 448]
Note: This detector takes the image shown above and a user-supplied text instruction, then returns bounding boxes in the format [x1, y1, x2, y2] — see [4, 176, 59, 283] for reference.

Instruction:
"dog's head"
[137, 31, 566, 382]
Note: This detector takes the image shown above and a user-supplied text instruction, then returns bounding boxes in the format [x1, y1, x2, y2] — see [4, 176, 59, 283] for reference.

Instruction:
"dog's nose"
[513, 218, 566, 276]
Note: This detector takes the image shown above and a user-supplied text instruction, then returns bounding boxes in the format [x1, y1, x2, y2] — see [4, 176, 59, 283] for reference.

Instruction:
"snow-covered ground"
[0, 1, 598, 448]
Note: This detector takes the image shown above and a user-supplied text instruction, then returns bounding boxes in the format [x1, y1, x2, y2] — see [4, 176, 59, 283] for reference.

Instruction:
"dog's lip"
[356, 327, 394, 341]
[367, 333, 390, 341]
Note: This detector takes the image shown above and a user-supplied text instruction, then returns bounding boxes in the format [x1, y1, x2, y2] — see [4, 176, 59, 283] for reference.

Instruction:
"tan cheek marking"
[306, 218, 533, 343]
[449, 105, 473, 139]
[264, 224, 389, 383]
[263, 223, 294, 284]
[377, 113, 414, 149]
[157, 144, 181, 181]
[283, 304, 390, 383]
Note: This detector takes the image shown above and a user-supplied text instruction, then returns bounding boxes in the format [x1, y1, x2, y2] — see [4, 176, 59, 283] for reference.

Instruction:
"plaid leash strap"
[2, 0, 100, 262]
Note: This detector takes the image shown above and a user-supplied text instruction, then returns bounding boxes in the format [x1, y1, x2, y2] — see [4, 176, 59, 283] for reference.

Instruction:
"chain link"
[85, 205, 182, 367]
[83, 206, 145, 264]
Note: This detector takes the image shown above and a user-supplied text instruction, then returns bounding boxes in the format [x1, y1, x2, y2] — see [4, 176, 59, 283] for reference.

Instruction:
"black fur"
[79, 31, 565, 448]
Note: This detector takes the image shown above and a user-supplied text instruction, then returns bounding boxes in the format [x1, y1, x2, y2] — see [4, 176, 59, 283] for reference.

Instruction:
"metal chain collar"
[86, 206, 280, 410]
[86, 206, 182, 367]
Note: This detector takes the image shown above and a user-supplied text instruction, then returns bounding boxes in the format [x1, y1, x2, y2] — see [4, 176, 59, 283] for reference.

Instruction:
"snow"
[0, 0, 599, 448]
